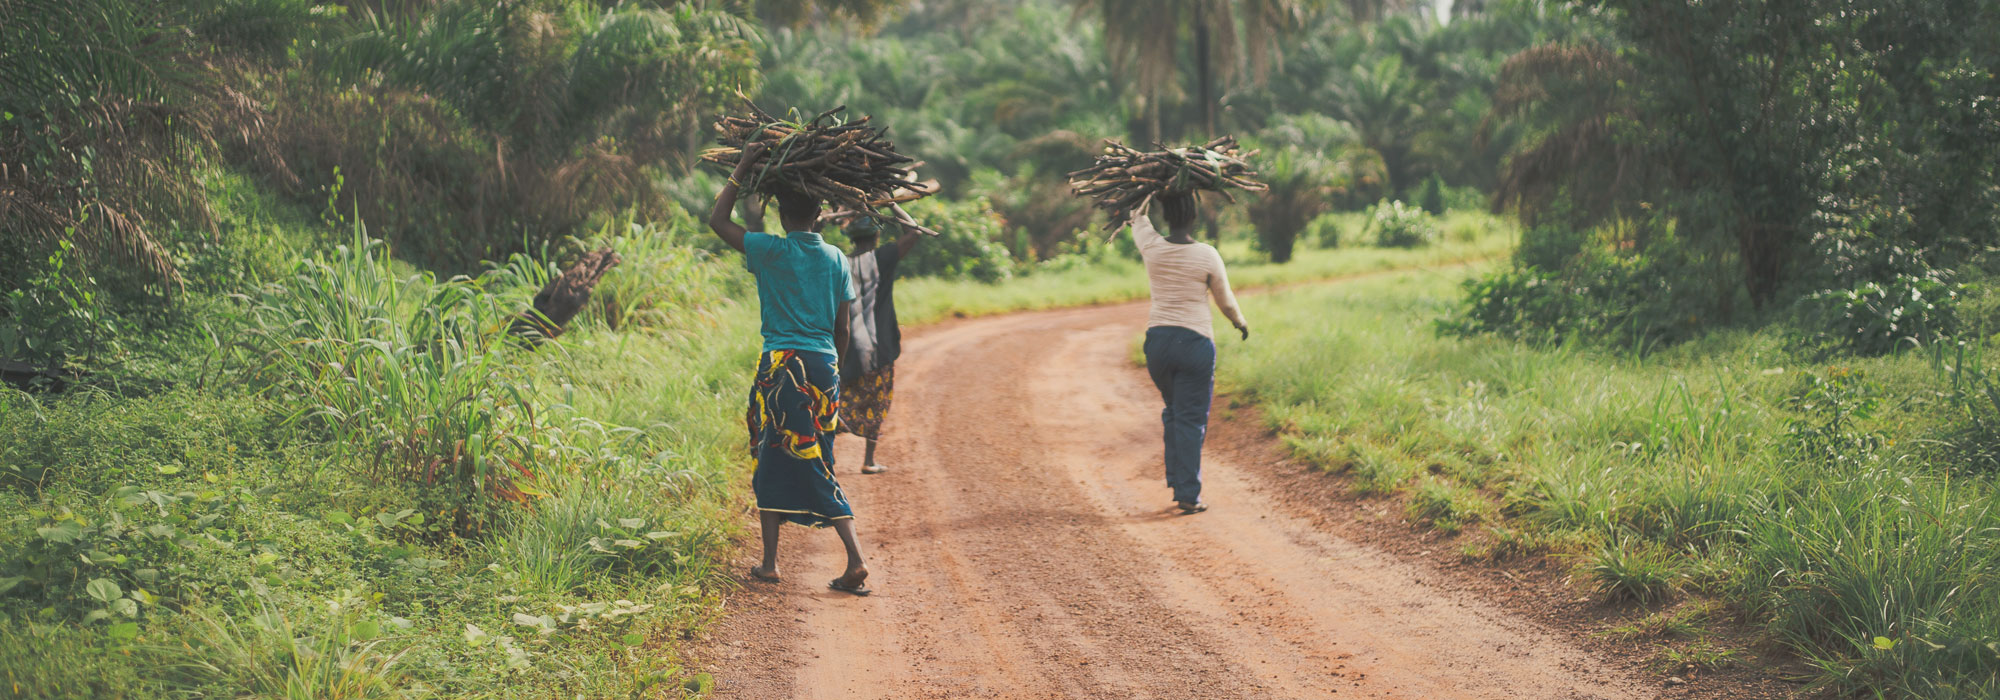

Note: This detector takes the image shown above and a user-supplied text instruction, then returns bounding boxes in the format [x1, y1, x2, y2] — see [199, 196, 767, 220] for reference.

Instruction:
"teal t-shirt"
[744, 231, 857, 356]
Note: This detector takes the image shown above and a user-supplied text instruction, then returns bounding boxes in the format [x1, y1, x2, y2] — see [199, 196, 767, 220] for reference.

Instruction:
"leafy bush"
[1304, 212, 1365, 249]
[1407, 477, 1491, 533]
[230, 232, 558, 534]
[973, 165, 1097, 260]
[1442, 224, 1732, 349]
[1415, 173, 1447, 215]
[1246, 149, 1337, 263]
[1784, 367, 1882, 468]
[877, 197, 1015, 283]
[1588, 537, 1680, 604]
[1, 242, 124, 366]
[1369, 200, 1440, 248]
[1803, 276, 1963, 357]
[574, 211, 748, 332]
[0, 388, 276, 494]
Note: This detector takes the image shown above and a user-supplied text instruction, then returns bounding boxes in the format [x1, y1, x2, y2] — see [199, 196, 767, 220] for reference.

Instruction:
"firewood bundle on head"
[1068, 136, 1267, 231]
[701, 101, 937, 230]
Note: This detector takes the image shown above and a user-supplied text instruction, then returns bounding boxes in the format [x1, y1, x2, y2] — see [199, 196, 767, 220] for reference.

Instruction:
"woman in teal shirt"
[709, 143, 872, 596]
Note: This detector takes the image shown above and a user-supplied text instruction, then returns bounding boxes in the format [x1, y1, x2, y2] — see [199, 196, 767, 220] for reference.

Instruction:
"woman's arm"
[1207, 253, 1249, 340]
[834, 300, 853, 366]
[707, 143, 767, 253]
[895, 225, 924, 258]
[1128, 208, 1164, 250]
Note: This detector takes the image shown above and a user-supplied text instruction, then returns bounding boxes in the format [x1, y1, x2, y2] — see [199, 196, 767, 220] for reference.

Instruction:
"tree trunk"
[1195, 6, 1218, 139]
[508, 248, 621, 344]
[1147, 98, 1162, 145]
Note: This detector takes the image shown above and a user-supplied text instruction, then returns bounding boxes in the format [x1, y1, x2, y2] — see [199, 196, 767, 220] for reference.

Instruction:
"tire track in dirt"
[700, 283, 1648, 699]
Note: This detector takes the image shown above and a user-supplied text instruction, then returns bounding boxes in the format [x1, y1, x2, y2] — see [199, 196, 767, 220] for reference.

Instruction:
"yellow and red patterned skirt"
[746, 350, 852, 527]
[837, 363, 895, 440]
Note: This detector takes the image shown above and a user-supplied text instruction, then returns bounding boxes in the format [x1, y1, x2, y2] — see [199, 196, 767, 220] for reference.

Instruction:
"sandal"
[827, 578, 873, 596]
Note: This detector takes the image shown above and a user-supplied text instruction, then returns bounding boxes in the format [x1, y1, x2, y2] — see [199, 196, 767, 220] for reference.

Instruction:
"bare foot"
[749, 565, 781, 582]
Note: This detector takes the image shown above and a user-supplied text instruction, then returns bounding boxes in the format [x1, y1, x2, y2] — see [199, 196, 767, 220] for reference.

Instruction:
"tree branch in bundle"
[1068, 137, 1267, 232]
[701, 100, 940, 234]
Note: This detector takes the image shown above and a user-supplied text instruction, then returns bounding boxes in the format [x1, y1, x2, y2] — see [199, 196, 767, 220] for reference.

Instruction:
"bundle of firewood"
[1068, 137, 1267, 230]
[700, 101, 936, 228]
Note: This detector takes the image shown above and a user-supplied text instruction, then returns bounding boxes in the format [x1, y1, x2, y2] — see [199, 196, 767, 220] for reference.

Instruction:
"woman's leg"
[830, 518, 870, 586]
[1143, 329, 1182, 496]
[1164, 330, 1217, 505]
[860, 438, 884, 476]
[753, 510, 784, 579]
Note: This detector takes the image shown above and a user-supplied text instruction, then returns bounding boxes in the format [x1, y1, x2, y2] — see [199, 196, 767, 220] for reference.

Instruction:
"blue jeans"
[1143, 326, 1216, 504]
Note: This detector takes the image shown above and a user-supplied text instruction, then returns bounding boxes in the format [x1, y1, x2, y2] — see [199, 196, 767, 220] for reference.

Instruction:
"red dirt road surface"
[701, 298, 1650, 699]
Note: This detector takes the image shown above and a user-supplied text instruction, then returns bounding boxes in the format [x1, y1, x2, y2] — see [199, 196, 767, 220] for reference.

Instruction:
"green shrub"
[1588, 537, 1681, 604]
[158, 603, 413, 700]
[572, 211, 748, 333]
[1369, 200, 1439, 248]
[1442, 230, 1731, 349]
[1304, 212, 1358, 249]
[877, 197, 1015, 283]
[0, 389, 278, 494]
[0, 622, 147, 699]
[1803, 274, 1964, 356]
[1406, 477, 1492, 533]
[230, 232, 558, 535]
[1783, 367, 1882, 468]
[1415, 174, 1447, 215]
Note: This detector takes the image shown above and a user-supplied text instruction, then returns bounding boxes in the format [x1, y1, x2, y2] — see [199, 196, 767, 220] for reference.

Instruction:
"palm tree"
[1324, 55, 1419, 195]
[1083, 0, 1326, 141]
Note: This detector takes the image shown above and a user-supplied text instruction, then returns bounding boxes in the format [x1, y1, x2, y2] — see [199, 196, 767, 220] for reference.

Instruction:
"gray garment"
[840, 246, 901, 378]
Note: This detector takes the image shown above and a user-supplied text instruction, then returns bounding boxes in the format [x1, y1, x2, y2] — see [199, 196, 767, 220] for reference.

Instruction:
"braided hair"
[774, 186, 822, 231]
[1160, 192, 1199, 230]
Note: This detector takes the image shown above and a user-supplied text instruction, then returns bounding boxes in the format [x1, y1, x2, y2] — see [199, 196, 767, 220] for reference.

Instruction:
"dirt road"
[701, 295, 1650, 700]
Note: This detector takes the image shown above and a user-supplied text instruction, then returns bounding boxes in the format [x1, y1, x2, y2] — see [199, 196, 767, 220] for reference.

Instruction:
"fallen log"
[508, 248, 621, 344]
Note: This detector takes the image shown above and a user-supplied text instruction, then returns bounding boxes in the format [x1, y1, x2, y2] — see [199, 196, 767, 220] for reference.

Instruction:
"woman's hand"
[709, 142, 768, 253]
[731, 143, 768, 184]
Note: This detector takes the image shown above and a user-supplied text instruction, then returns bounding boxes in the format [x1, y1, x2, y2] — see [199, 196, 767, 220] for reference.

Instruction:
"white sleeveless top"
[1130, 212, 1247, 339]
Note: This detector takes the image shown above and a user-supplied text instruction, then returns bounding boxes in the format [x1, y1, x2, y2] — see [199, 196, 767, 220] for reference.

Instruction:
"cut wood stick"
[1069, 138, 1266, 231]
[703, 99, 937, 226]
[889, 202, 941, 238]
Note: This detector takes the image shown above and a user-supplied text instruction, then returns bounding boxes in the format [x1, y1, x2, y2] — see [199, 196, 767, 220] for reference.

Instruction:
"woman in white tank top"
[1129, 193, 1250, 514]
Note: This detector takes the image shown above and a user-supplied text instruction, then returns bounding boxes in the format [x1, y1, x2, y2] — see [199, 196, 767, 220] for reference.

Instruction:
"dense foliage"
[1456, 0, 2000, 352]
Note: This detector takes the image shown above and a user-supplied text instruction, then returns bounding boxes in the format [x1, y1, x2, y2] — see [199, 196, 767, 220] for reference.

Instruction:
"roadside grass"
[896, 210, 1517, 324]
[1221, 267, 2000, 696]
[1, 210, 755, 697]
[1, 197, 1505, 697]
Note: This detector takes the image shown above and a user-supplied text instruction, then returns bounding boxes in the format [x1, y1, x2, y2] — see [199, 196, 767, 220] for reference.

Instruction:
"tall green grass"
[896, 211, 1517, 324]
[1224, 267, 2000, 696]
[3, 213, 757, 697]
